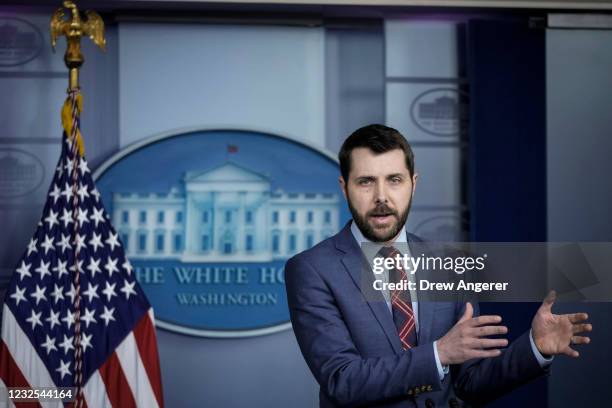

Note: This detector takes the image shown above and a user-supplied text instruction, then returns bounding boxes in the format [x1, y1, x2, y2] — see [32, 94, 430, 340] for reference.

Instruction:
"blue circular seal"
[94, 128, 349, 337]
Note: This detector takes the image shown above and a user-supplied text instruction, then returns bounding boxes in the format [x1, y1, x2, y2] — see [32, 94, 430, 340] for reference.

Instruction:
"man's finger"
[472, 325, 508, 337]
[470, 315, 502, 327]
[458, 302, 473, 324]
[540, 290, 556, 312]
[572, 323, 593, 334]
[571, 335, 590, 345]
[476, 338, 508, 349]
[470, 349, 502, 359]
[563, 345, 580, 358]
[568, 313, 589, 324]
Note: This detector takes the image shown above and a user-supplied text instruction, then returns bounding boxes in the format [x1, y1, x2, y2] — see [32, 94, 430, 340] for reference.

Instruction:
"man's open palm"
[531, 290, 592, 358]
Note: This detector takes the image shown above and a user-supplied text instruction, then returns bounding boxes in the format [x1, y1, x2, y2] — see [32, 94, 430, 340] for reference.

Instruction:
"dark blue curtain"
[467, 18, 547, 407]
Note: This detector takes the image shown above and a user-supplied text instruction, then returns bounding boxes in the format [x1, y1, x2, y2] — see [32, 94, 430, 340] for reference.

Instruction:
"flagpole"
[50, 2, 106, 405]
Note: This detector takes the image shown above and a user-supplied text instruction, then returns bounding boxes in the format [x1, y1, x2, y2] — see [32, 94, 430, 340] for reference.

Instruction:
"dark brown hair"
[338, 124, 415, 182]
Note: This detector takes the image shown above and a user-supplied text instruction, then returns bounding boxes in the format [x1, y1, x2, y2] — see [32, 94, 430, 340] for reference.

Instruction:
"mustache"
[367, 205, 398, 217]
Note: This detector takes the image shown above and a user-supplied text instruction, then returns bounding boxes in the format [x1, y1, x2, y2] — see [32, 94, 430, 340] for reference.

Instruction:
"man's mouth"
[369, 213, 395, 225]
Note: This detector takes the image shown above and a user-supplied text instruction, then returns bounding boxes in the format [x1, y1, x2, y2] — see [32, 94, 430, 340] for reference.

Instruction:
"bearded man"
[284, 124, 592, 408]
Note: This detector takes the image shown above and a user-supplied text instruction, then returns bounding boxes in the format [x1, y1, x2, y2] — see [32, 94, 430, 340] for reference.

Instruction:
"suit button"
[425, 398, 435, 408]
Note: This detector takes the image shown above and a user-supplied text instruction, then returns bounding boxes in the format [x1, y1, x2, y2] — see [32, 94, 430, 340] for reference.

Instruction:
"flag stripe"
[0, 341, 32, 389]
[0, 377, 17, 408]
[99, 352, 137, 408]
[116, 331, 159, 408]
[0, 341, 39, 408]
[133, 311, 163, 407]
[83, 370, 113, 408]
[0, 307, 58, 394]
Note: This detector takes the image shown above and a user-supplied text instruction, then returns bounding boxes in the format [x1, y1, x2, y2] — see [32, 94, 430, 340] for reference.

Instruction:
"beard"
[348, 197, 411, 243]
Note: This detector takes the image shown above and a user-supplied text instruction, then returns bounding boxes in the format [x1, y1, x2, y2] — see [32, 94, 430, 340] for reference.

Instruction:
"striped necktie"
[379, 246, 417, 350]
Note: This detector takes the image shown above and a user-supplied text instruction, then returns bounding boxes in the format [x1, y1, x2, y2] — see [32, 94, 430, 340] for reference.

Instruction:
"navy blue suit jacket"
[285, 222, 548, 407]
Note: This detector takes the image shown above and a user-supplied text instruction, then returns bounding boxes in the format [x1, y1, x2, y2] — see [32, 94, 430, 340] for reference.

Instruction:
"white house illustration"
[112, 162, 339, 262]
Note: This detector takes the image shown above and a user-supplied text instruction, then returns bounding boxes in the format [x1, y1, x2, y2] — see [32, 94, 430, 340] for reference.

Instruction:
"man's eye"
[358, 179, 372, 186]
[390, 177, 402, 184]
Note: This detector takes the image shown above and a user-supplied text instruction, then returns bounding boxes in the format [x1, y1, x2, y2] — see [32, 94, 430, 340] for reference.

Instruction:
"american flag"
[0, 127, 163, 407]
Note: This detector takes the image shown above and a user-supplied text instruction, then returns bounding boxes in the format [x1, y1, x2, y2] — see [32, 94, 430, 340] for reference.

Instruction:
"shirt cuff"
[433, 340, 450, 380]
[529, 329, 554, 367]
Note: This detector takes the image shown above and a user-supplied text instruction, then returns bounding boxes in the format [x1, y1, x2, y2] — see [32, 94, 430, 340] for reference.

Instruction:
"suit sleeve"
[452, 302, 550, 406]
[285, 255, 441, 407]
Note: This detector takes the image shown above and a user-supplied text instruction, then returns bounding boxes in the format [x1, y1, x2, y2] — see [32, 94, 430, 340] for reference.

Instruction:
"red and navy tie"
[379, 246, 417, 350]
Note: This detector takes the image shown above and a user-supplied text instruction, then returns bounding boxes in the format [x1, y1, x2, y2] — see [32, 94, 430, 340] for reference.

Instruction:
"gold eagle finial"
[50, 1, 106, 90]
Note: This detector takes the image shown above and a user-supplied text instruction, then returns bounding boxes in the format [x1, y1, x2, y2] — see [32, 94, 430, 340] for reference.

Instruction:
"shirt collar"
[350, 220, 411, 264]
[350, 219, 408, 246]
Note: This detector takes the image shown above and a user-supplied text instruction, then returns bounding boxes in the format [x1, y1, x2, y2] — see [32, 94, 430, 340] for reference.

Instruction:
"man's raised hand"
[532, 290, 592, 358]
[437, 302, 508, 366]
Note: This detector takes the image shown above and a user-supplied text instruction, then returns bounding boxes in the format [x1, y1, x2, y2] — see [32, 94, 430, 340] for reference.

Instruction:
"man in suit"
[285, 124, 592, 407]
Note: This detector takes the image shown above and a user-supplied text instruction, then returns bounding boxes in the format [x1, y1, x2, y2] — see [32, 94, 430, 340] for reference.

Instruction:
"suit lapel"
[335, 223, 402, 353]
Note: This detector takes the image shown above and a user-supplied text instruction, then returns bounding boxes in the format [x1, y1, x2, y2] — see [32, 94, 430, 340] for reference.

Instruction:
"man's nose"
[374, 181, 388, 204]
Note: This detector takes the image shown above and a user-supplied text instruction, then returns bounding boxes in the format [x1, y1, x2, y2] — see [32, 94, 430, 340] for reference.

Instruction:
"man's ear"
[411, 172, 418, 196]
[338, 175, 348, 200]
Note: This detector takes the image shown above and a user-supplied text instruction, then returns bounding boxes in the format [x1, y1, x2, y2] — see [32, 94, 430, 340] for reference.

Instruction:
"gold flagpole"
[49, 3, 105, 405]
[50, 0, 106, 157]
